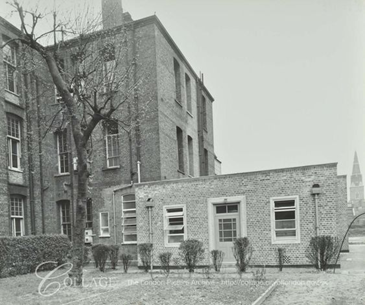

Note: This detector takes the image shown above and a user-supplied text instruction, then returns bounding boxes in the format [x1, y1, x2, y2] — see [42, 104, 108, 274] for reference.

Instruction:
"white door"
[214, 204, 240, 263]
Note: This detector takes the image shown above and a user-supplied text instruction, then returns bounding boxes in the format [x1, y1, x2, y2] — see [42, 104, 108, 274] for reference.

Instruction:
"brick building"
[133, 163, 348, 267]
[0, 0, 216, 257]
[0, 0, 348, 267]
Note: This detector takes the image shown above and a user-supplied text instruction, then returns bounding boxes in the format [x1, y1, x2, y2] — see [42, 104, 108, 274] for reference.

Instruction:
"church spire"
[351, 151, 363, 187]
[352, 151, 361, 175]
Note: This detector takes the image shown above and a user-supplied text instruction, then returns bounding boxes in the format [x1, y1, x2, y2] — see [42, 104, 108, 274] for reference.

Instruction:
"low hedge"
[0, 234, 71, 278]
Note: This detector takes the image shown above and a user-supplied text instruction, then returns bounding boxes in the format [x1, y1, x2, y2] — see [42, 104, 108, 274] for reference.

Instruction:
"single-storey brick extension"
[130, 162, 348, 267]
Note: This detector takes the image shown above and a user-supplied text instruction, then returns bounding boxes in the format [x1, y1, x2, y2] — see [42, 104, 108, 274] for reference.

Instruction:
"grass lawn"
[264, 269, 365, 305]
[0, 265, 273, 305]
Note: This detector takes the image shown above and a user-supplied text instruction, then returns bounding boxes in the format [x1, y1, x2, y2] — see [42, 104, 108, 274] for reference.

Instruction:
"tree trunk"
[69, 140, 89, 286]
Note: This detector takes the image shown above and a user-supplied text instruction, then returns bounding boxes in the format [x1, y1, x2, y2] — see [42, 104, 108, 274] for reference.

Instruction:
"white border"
[207, 196, 247, 259]
[270, 195, 300, 244]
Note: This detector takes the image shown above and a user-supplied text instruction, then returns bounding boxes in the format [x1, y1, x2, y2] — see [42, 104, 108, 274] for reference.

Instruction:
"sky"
[1, 0, 365, 189]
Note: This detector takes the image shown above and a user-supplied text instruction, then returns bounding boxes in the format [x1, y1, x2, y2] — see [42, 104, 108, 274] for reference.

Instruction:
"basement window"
[164, 205, 186, 247]
[270, 196, 300, 244]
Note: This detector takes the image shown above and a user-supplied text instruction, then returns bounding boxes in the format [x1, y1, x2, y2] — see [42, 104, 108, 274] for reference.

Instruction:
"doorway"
[208, 196, 247, 264]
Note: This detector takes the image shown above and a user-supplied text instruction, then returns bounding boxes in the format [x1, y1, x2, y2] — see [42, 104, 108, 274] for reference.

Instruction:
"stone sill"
[102, 166, 121, 171]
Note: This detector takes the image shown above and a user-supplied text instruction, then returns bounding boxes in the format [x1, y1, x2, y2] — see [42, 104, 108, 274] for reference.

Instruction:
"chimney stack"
[102, 0, 124, 29]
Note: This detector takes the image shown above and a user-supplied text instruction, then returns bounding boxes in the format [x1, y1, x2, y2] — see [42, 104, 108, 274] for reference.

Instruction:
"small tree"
[138, 243, 153, 272]
[92, 244, 110, 272]
[121, 253, 133, 273]
[232, 237, 253, 277]
[159, 252, 173, 275]
[179, 239, 205, 273]
[210, 250, 224, 272]
[109, 245, 119, 270]
[277, 248, 284, 272]
[306, 235, 340, 271]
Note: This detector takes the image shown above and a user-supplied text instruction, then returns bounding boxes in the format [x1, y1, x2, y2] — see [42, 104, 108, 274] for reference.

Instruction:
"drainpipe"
[112, 182, 134, 244]
[137, 161, 141, 183]
[311, 184, 321, 269]
[311, 184, 321, 236]
[146, 198, 154, 271]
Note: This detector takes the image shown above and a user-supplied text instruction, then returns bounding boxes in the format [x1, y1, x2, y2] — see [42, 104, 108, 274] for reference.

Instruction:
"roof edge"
[136, 162, 339, 188]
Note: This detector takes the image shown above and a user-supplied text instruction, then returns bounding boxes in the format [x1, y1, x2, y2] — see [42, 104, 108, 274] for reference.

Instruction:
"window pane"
[15, 219, 22, 236]
[101, 213, 109, 227]
[123, 194, 135, 201]
[276, 230, 296, 237]
[124, 218, 136, 225]
[124, 225, 136, 232]
[275, 200, 295, 208]
[123, 201, 136, 210]
[124, 211, 137, 218]
[275, 220, 295, 229]
[101, 228, 109, 235]
[168, 235, 184, 243]
[275, 211, 295, 220]
[124, 234, 137, 242]
[228, 205, 238, 213]
[216, 206, 226, 214]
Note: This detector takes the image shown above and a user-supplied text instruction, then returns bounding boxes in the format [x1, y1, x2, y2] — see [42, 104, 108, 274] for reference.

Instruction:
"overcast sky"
[1, 0, 365, 189]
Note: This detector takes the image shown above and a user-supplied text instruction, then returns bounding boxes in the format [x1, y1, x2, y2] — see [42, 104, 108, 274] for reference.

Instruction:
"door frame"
[207, 196, 247, 262]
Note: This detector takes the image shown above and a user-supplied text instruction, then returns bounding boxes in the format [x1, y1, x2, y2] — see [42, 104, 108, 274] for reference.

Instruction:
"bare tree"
[5, 0, 151, 285]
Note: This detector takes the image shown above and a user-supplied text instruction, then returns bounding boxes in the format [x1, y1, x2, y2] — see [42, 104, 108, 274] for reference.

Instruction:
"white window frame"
[163, 204, 187, 247]
[60, 201, 72, 240]
[10, 196, 24, 236]
[103, 59, 116, 93]
[105, 122, 120, 168]
[121, 195, 137, 244]
[7, 116, 21, 170]
[270, 196, 300, 244]
[99, 212, 110, 237]
[3, 43, 19, 94]
[57, 129, 69, 174]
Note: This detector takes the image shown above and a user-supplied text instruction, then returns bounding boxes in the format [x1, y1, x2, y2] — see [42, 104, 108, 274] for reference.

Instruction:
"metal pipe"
[137, 161, 141, 183]
[314, 194, 319, 236]
[147, 206, 153, 271]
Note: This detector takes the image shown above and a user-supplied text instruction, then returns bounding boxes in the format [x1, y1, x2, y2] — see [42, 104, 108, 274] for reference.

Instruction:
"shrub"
[210, 250, 224, 272]
[92, 244, 110, 272]
[179, 239, 205, 273]
[0, 235, 71, 278]
[252, 266, 266, 282]
[277, 248, 284, 271]
[232, 237, 253, 276]
[121, 253, 133, 273]
[109, 245, 120, 269]
[138, 243, 153, 272]
[159, 252, 172, 274]
[306, 235, 340, 271]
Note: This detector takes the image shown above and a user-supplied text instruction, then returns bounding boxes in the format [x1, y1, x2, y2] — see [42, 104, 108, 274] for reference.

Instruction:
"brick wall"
[135, 163, 347, 267]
